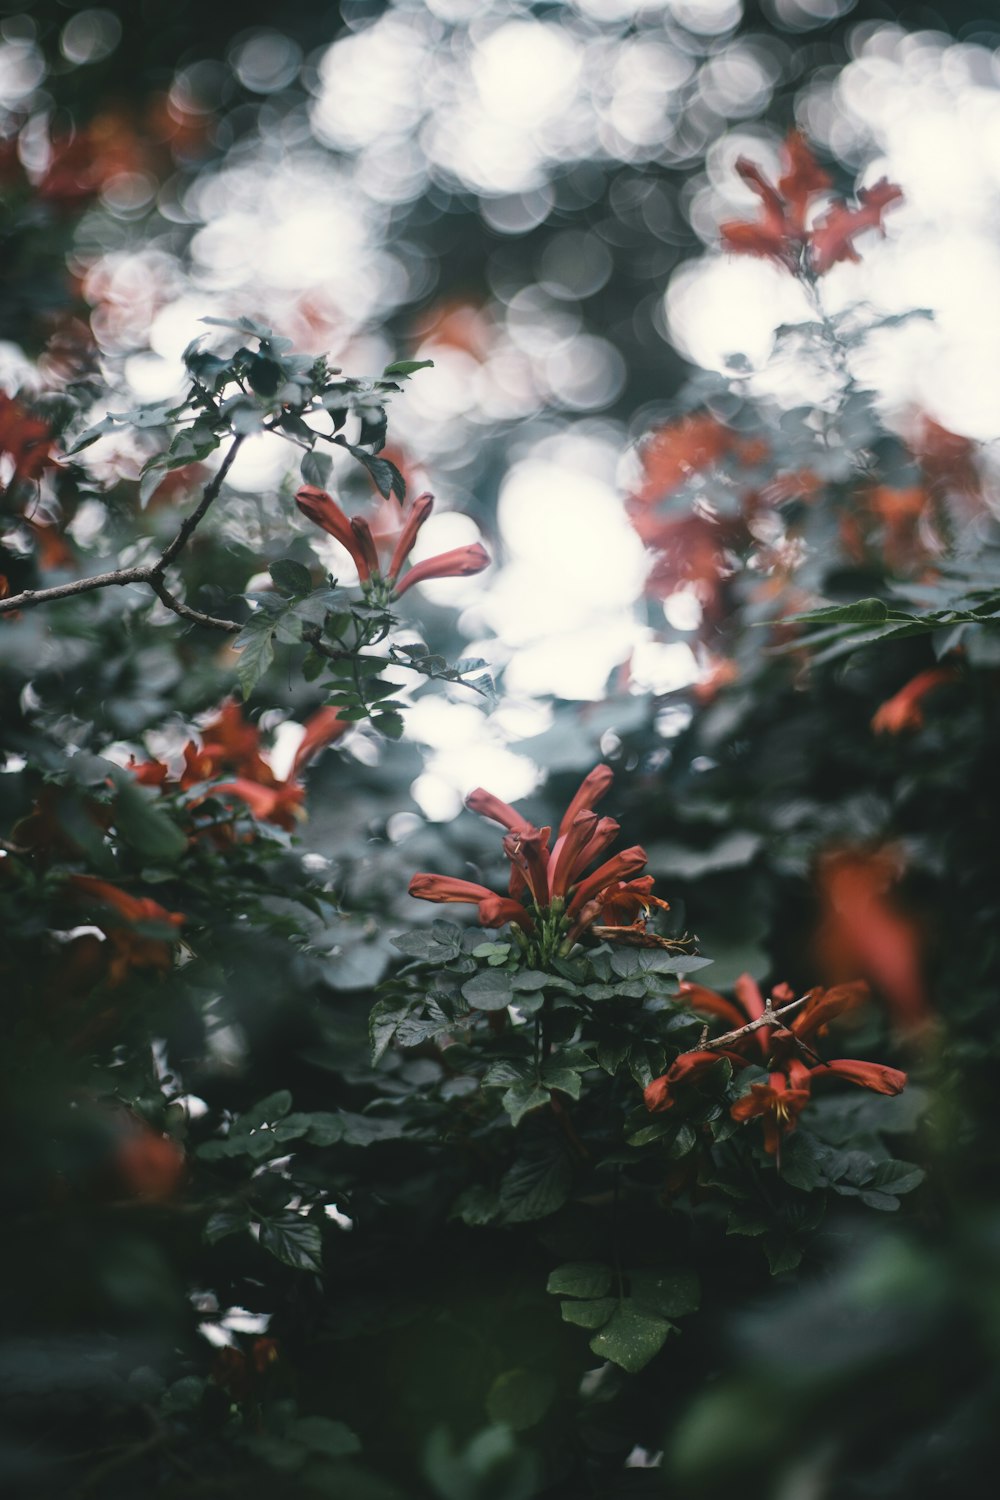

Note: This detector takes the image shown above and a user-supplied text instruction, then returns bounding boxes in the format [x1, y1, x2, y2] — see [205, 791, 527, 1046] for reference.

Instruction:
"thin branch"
[0, 434, 245, 624]
[696, 992, 810, 1052]
[147, 575, 240, 633]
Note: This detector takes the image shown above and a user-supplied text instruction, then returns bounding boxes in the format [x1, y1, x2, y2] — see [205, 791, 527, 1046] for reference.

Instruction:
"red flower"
[644, 1049, 746, 1113]
[295, 485, 489, 599]
[810, 180, 904, 274]
[645, 970, 907, 1156]
[814, 847, 930, 1031]
[0, 393, 56, 491]
[68, 875, 185, 983]
[730, 1071, 813, 1156]
[290, 705, 348, 774]
[872, 666, 958, 736]
[719, 132, 901, 277]
[409, 767, 674, 962]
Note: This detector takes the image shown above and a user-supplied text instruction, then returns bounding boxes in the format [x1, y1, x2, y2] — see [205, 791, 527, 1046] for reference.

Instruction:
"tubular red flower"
[872, 667, 957, 736]
[349, 517, 380, 581]
[645, 1049, 744, 1113]
[566, 846, 648, 918]
[465, 787, 536, 836]
[69, 875, 184, 930]
[809, 1058, 907, 1094]
[678, 979, 747, 1032]
[790, 981, 869, 1041]
[477, 894, 533, 930]
[408, 873, 498, 906]
[212, 779, 305, 830]
[386, 492, 434, 581]
[295, 486, 356, 550]
[557, 765, 614, 837]
[730, 1073, 812, 1155]
[392, 543, 490, 598]
[290, 706, 348, 775]
[548, 810, 599, 900]
[502, 830, 551, 910]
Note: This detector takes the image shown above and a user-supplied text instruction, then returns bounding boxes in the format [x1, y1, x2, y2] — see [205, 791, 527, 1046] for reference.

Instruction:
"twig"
[0, 435, 245, 628]
[696, 992, 810, 1052]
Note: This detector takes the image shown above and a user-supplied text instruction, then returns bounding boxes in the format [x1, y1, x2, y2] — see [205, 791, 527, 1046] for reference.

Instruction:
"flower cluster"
[409, 766, 678, 965]
[130, 699, 345, 832]
[644, 973, 906, 1158]
[295, 485, 490, 604]
[720, 130, 902, 276]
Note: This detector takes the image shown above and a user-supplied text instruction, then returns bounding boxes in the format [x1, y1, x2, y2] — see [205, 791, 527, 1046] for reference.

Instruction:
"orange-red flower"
[0, 393, 56, 492]
[68, 875, 185, 984]
[128, 701, 346, 835]
[409, 767, 672, 961]
[645, 970, 906, 1156]
[719, 131, 901, 277]
[872, 666, 958, 736]
[814, 847, 930, 1032]
[295, 485, 489, 599]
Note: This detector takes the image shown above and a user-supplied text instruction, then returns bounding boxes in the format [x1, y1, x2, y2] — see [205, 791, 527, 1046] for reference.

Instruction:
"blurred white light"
[473, 23, 581, 131]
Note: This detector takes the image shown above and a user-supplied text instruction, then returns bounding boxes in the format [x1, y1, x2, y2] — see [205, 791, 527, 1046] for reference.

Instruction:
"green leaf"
[204, 1207, 251, 1244]
[629, 1268, 699, 1318]
[258, 1216, 323, 1273]
[383, 359, 435, 376]
[234, 1091, 293, 1133]
[301, 450, 332, 488]
[501, 1081, 550, 1127]
[289, 1416, 361, 1458]
[110, 774, 187, 865]
[540, 1065, 583, 1100]
[486, 1369, 555, 1432]
[462, 969, 514, 1012]
[561, 1297, 618, 1329]
[546, 1262, 613, 1299]
[269, 559, 313, 597]
[789, 597, 889, 626]
[373, 710, 405, 740]
[498, 1151, 572, 1223]
[234, 611, 277, 697]
[589, 1305, 673, 1372]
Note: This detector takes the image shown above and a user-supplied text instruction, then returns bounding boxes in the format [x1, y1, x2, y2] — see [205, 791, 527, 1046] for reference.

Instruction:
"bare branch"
[696, 993, 810, 1052]
[0, 434, 245, 621]
[147, 576, 240, 633]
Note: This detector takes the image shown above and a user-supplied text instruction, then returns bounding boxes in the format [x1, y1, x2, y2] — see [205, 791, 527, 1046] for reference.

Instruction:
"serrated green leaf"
[110, 774, 187, 865]
[630, 1268, 699, 1318]
[462, 969, 513, 1012]
[204, 1207, 251, 1243]
[546, 1262, 613, 1299]
[589, 1305, 673, 1372]
[269, 559, 313, 597]
[258, 1216, 323, 1273]
[501, 1080, 550, 1127]
[234, 612, 276, 697]
[560, 1298, 617, 1329]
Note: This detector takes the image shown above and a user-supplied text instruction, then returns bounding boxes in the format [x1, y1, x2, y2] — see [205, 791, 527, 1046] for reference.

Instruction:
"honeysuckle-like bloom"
[644, 970, 906, 1158]
[719, 130, 901, 277]
[295, 485, 489, 603]
[128, 701, 347, 834]
[69, 875, 185, 982]
[731, 1055, 906, 1157]
[871, 666, 958, 736]
[409, 766, 679, 965]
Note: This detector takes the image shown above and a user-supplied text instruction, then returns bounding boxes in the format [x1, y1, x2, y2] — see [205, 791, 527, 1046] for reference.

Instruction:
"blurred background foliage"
[4, 1, 1000, 1496]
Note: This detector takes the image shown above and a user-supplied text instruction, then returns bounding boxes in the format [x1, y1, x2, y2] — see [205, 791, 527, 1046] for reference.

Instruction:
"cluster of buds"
[644, 974, 906, 1160]
[409, 766, 680, 968]
[720, 130, 902, 277]
[295, 485, 490, 606]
